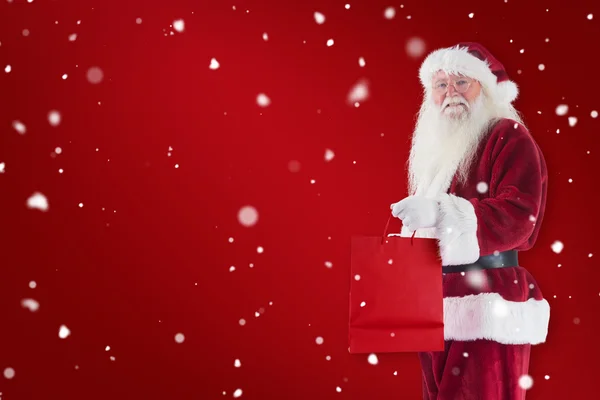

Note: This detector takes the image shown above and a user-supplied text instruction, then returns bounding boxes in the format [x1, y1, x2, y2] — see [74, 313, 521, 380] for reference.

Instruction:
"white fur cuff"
[444, 293, 550, 345]
[436, 194, 480, 265]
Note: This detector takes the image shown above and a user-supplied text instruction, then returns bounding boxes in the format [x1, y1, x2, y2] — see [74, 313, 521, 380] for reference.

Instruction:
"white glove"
[390, 195, 440, 232]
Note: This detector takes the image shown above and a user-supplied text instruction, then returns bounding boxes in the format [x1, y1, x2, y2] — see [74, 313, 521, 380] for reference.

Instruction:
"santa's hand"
[390, 196, 440, 231]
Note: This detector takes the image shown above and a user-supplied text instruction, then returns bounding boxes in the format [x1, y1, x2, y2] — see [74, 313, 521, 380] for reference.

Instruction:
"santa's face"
[431, 71, 482, 119]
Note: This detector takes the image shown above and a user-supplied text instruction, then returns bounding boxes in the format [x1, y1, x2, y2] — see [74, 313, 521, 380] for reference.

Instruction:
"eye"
[435, 82, 447, 89]
[456, 80, 468, 86]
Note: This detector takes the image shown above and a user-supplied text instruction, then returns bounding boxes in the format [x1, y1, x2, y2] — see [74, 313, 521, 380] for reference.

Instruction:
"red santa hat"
[418, 42, 519, 104]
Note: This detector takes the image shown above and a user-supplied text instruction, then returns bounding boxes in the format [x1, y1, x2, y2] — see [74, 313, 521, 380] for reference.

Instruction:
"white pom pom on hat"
[419, 42, 519, 104]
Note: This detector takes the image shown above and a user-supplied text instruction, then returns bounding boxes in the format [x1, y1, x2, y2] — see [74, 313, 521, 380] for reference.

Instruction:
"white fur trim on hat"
[419, 45, 518, 103]
[443, 293, 550, 345]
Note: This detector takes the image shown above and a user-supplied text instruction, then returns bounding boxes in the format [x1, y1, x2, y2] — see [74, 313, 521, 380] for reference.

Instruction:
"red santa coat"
[396, 117, 550, 345]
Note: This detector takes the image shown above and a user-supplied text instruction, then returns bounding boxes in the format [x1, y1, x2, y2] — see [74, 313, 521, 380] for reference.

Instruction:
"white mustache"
[442, 96, 469, 109]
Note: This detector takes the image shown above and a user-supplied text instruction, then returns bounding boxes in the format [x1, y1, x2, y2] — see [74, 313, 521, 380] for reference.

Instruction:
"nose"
[446, 84, 456, 96]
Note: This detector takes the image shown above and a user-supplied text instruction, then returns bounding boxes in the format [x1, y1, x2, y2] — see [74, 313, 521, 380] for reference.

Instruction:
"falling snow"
[209, 58, 220, 70]
[360, 301, 366, 307]
[367, 353, 379, 365]
[315, 336, 324, 345]
[476, 181, 489, 193]
[568, 116, 578, 127]
[27, 192, 49, 211]
[13, 120, 26, 134]
[555, 104, 568, 116]
[492, 299, 509, 318]
[0, 162, 4, 173]
[87, 67, 104, 84]
[3, 367, 15, 380]
[384, 7, 396, 19]
[173, 19, 185, 32]
[68, 33, 77, 41]
[551, 240, 564, 254]
[347, 79, 369, 105]
[324, 261, 333, 268]
[406, 37, 426, 58]
[314, 12, 325, 24]
[326, 38, 334, 47]
[58, 325, 71, 339]
[324, 149, 335, 162]
[519, 375, 534, 390]
[591, 110, 598, 118]
[234, 359, 241, 368]
[29, 281, 37, 289]
[21, 298, 40, 312]
[354, 274, 361, 281]
[48, 110, 61, 126]
[256, 93, 271, 107]
[466, 270, 486, 290]
[174, 333, 185, 343]
[468, 13, 474, 18]
[238, 206, 258, 227]
[5, 64, 12, 73]
[233, 389, 243, 398]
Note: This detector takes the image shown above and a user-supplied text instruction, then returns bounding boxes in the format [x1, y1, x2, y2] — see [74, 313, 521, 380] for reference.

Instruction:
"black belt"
[442, 250, 519, 273]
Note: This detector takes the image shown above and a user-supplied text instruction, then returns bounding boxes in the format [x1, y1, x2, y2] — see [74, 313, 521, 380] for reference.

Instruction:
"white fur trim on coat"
[444, 293, 550, 345]
[435, 193, 480, 266]
[419, 45, 518, 103]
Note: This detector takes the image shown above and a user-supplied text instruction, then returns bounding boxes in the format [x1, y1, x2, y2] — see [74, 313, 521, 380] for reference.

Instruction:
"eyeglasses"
[432, 76, 474, 95]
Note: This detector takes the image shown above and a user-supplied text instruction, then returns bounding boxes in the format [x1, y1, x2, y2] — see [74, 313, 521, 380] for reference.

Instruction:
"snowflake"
[58, 324, 71, 339]
[315, 336, 324, 345]
[238, 206, 258, 227]
[21, 298, 40, 312]
[358, 57, 366, 67]
[518, 375, 533, 390]
[173, 19, 185, 32]
[406, 37, 426, 58]
[209, 58, 220, 70]
[347, 79, 369, 104]
[555, 104, 568, 116]
[384, 7, 396, 19]
[174, 333, 185, 343]
[326, 38, 334, 47]
[48, 110, 61, 126]
[476, 181, 488, 193]
[314, 12, 325, 24]
[13, 120, 26, 134]
[256, 93, 271, 107]
[551, 240, 564, 254]
[27, 192, 49, 211]
[3, 367, 15, 379]
[324, 149, 335, 162]
[367, 353, 378, 365]
[87, 67, 104, 84]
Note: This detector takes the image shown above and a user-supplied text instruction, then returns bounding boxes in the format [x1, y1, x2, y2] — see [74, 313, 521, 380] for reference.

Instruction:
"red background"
[1, 0, 599, 399]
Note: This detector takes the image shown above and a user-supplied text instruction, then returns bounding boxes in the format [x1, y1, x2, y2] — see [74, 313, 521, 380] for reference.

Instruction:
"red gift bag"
[349, 215, 444, 353]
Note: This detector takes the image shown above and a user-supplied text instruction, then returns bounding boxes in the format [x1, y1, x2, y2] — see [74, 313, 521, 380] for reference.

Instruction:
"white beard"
[407, 91, 503, 197]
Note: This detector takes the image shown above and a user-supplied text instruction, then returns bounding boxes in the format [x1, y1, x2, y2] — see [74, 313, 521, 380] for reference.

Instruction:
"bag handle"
[382, 214, 417, 245]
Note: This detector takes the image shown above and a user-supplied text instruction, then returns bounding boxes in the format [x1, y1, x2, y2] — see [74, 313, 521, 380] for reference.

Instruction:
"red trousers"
[419, 340, 532, 400]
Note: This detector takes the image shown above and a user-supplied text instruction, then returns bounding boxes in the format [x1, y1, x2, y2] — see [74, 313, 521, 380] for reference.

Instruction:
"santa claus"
[390, 42, 550, 399]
